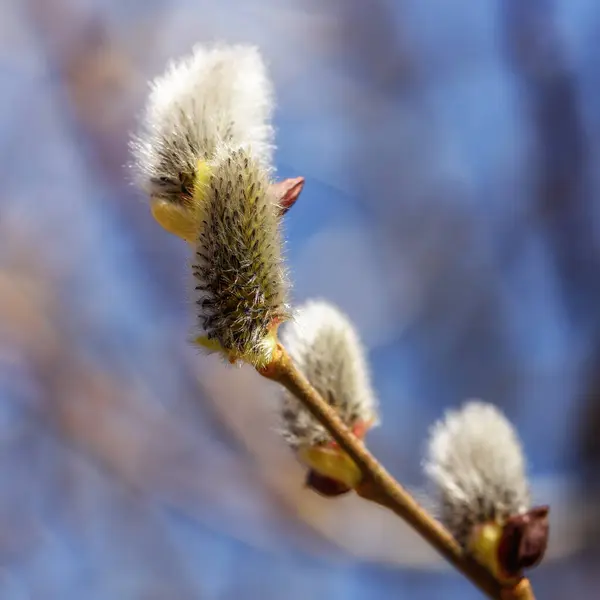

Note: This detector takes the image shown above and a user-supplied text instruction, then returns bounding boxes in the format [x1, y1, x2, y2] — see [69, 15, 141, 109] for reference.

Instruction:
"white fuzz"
[424, 401, 531, 546]
[192, 146, 288, 366]
[132, 43, 275, 205]
[280, 300, 378, 449]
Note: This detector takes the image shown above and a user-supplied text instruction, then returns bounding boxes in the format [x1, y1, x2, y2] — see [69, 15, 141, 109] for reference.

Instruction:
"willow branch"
[258, 342, 535, 600]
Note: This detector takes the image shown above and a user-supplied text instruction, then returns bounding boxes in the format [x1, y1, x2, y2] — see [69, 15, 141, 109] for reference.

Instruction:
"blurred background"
[1, 0, 599, 597]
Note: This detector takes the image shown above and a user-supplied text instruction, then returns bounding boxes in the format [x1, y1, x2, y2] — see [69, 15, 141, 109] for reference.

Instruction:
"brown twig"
[258, 342, 535, 600]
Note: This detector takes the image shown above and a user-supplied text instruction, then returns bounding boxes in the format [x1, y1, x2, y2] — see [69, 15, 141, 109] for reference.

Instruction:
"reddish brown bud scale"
[305, 470, 352, 497]
[272, 176, 305, 216]
[498, 506, 550, 578]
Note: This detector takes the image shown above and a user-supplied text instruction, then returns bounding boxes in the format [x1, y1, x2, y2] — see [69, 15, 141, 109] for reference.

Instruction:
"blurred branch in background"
[500, 0, 598, 325]
[500, 0, 600, 563]
[576, 341, 600, 556]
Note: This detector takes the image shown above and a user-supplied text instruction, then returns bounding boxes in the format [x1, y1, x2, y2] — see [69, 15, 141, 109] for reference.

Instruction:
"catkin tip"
[131, 43, 275, 211]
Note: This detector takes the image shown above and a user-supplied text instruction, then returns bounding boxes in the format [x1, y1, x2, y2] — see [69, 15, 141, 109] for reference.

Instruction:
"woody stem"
[258, 342, 535, 600]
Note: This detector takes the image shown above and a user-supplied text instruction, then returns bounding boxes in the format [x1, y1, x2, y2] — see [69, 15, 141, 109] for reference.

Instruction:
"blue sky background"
[0, 0, 599, 598]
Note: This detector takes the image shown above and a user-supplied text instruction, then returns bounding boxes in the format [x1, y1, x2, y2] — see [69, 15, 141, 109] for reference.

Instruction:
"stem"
[258, 343, 535, 600]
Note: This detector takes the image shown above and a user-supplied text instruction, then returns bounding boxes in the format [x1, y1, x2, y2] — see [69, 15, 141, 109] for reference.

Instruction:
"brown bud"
[271, 177, 305, 216]
[305, 469, 352, 497]
[498, 505, 550, 577]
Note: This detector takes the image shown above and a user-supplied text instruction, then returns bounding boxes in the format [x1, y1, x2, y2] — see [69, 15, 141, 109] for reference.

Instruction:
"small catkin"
[131, 43, 274, 208]
[192, 146, 288, 366]
[424, 401, 531, 547]
[280, 300, 378, 449]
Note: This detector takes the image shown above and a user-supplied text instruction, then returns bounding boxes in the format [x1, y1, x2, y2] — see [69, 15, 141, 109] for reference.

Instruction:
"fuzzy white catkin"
[131, 43, 275, 205]
[280, 300, 378, 449]
[192, 146, 288, 365]
[424, 401, 531, 546]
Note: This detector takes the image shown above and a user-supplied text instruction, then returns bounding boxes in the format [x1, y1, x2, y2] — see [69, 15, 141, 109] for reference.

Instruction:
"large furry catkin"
[192, 146, 288, 366]
[131, 44, 274, 208]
